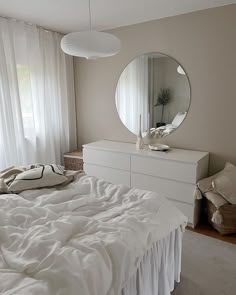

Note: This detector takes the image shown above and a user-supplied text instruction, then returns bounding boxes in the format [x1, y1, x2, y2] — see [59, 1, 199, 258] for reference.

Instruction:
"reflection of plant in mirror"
[154, 88, 171, 123]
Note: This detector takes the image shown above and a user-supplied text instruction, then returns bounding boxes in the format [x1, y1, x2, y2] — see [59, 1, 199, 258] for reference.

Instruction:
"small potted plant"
[154, 88, 171, 126]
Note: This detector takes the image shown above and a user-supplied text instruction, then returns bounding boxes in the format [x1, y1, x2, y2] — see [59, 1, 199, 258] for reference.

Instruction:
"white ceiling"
[0, 0, 235, 33]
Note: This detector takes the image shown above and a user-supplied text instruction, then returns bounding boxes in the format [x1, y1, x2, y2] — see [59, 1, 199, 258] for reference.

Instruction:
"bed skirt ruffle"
[121, 226, 183, 295]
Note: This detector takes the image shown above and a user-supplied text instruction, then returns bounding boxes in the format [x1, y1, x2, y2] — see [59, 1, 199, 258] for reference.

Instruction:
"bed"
[0, 172, 187, 295]
[151, 112, 187, 137]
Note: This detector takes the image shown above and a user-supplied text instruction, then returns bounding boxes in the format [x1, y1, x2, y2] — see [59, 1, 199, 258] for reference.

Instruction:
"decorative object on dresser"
[148, 143, 170, 152]
[136, 114, 144, 150]
[83, 140, 209, 227]
[64, 150, 83, 171]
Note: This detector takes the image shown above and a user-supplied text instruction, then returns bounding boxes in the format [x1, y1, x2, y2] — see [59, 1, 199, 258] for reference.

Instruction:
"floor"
[172, 230, 236, 295]
[187, 216, 236, 245]
[172, 209, 236, 295]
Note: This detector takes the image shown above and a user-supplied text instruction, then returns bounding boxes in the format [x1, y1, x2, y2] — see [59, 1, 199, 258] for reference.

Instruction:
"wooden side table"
[64, 150, 83, 171]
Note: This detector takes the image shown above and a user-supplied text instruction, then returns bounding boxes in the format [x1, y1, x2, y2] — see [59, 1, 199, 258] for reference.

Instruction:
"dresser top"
[83, 140, 209, 164]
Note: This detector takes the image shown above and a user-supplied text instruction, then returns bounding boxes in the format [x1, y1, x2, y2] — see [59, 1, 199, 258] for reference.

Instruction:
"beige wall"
[74, 4, 236, 175]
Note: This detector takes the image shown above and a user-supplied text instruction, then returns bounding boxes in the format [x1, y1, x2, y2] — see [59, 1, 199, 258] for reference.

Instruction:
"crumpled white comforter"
[0, 174, 187, 295]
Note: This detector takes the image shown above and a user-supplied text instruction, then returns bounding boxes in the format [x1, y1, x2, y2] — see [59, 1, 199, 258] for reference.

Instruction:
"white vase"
[136, 134, 144, 150]
[142, 129, 152, 145]
[136, 114, 144, 150]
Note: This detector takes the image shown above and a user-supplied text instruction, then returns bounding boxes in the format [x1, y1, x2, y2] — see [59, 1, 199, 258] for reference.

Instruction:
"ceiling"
[0, 0, 235, 34]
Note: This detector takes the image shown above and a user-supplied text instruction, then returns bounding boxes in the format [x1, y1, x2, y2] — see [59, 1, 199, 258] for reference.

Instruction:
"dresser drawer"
[131, 155, 197, 184]
[83, 148, 130, 171]
[170, 200, 194, 225]
[84, 164, 130, 186]
[131, 173, 195, 205]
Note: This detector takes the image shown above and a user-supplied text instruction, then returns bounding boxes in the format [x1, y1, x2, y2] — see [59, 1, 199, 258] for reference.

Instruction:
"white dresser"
[83, 140, 209, 227]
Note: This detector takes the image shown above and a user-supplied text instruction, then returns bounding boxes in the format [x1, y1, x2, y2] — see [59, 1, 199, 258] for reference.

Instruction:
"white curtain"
[0, 18, 77, 169]
[116, 56, 148, 135]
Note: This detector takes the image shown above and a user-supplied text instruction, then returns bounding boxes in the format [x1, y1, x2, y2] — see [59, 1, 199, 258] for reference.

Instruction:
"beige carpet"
[172, 230, 236, 295]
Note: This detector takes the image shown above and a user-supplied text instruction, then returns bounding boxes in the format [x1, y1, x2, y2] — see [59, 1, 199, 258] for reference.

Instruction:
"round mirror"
[115, 53, 191, 137]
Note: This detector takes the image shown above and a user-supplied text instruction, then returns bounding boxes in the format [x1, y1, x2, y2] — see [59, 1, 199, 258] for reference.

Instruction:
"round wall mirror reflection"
[115, 53, 191, 138]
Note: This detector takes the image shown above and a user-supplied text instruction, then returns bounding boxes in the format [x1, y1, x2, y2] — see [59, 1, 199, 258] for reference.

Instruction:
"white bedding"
[0, 174, 187, 295]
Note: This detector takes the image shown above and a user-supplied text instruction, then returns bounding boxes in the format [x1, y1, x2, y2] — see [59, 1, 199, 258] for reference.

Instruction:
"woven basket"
[207, 200, 236, 235]
[64, 157, 83, 171]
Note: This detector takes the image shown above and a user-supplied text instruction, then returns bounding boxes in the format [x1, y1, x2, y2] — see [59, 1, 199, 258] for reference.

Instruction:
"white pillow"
[8, 164, 67, 192]
[171, 112, 187, 127]
[212, 162, 236, 204]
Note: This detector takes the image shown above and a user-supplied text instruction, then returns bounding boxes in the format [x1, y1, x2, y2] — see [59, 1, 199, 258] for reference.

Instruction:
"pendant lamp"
[61, 0, 121, 59]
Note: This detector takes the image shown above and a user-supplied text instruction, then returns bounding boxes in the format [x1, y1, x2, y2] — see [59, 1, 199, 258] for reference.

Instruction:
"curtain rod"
[0, 14, 64, 35]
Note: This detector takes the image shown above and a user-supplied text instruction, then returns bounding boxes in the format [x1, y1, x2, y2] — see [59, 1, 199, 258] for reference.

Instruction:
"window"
[16, 64, 35, 139]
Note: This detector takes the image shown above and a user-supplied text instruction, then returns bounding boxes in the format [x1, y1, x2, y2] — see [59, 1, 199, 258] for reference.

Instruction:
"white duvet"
[0, 174, 187, 295]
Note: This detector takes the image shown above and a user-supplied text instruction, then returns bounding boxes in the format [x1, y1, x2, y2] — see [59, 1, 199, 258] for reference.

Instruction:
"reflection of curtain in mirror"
[116, 56, 148, 134]
[148, 57, 161, 127]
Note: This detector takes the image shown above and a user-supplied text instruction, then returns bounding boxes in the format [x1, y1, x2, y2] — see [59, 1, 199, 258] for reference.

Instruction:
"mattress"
[0, 174, 187, 295]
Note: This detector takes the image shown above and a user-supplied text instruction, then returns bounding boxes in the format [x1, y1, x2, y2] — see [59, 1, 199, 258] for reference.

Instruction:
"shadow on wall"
[209, 153, 233, 175]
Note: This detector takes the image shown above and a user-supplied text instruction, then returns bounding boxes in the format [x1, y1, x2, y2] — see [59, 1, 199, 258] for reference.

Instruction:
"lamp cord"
[88, 0, 92, 31]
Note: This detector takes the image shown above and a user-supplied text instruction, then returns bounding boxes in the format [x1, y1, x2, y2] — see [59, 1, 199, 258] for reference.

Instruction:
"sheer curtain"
[116, 55, 148, 135]
[0, 18, 77, 169]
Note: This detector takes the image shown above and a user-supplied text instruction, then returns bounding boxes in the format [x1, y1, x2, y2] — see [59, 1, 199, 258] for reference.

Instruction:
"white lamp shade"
[61, 31, 121, 59]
